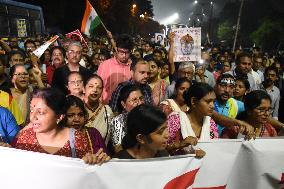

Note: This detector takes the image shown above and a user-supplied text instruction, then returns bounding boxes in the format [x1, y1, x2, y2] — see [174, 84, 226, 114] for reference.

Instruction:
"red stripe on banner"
[193, 185, 226, 189]
[163, 168, 200, 189]
[280, 173, 284, 184]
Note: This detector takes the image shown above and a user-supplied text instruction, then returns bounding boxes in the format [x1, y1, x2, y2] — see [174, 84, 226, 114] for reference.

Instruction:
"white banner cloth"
[0, 138, 284, 189]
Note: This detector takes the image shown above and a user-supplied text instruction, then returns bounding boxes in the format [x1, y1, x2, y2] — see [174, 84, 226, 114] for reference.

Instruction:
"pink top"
[167, 113, 219, 144]
[97, 57, 132, 104]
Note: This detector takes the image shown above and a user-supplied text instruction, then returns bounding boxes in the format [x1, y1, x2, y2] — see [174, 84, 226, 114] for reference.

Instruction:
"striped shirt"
[97, 57, 132, 104]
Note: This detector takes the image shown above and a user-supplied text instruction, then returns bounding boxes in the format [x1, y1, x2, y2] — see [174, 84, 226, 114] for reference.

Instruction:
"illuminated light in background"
[161, 12, 179, 25]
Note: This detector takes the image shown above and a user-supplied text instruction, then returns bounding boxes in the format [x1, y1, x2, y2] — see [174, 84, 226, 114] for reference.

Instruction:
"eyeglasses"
[255, 107, 273, 115]
[68, 50, 81, 56]
[13, 72, 29, 77]
[128, 96, 144, 105]
[68, 80, 83, 85]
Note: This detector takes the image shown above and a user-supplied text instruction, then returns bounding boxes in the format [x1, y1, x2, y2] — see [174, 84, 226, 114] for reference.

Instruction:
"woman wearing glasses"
[10, 64, 44, 125]
[66, 71, 84, 100]
[222, 90, 277, 138]
[110, 84, 144, 154]
[83, 75, 113, 145]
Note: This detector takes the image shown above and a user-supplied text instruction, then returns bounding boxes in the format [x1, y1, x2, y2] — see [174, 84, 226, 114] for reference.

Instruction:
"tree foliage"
[250, 18, 284, 51]
[217, 20, 234, 43]
[217, 0, 284, 51]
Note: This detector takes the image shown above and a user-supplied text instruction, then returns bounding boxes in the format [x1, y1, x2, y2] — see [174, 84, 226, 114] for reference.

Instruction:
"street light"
[132, 4, 136, 8]
[188, 17, 191, 21]
[194, 0, 198, 4]
[161, 12, 179, 25]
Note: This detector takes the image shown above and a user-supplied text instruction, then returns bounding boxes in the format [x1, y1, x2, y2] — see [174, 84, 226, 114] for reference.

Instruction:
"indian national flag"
[81, 0, 101, 36]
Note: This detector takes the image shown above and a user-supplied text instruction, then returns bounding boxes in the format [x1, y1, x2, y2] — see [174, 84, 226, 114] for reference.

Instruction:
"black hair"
[9, 63, 26, 78]
[51, 46, 66, 58]
[0, 55, 6, 66]
[122, 104, 167, 149]
[183, 82, 214, 107]
[175, 78, 191, 91]
[244, 90, 271, 111]
[235, 52, 252, 65]
[264, 65, 278, 76]
[145, 41, 155, 49]
[117, 84, 142, 113]
[8, 50, 25, 64]
[32, 88, 66, 115]
[61, 95, 88, 126]
[146, 58, 163, 68]
[235, 76, 250, 90]
[216, 73, 235, 84]
[40, 48, 51, 63]
[116, 34, 134, 51]
[85, 74, 103, 88]
[153, 49, 163, 56]
[24, 39, 36, 49]
[134, 48, 143, 57]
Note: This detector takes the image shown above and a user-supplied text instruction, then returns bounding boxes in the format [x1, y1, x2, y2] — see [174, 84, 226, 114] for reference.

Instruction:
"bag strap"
[69, 128, 76, 158]
[103, 106, 110, 142]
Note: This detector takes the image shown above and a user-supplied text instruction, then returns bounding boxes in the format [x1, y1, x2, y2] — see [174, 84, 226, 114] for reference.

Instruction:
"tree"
[217, 20, 234, 44]
[250, 18, 284, 51]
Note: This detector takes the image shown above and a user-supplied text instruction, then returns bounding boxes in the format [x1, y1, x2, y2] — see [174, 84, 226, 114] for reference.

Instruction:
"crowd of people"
[0, 30, 284, 163]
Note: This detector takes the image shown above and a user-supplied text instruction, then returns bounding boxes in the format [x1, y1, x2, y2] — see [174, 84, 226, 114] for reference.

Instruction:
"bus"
[0, 0, 45, 37]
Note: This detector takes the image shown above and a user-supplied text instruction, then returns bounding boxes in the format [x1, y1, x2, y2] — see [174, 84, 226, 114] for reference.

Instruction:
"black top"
[51, 64, 93, 95]
[114, 149, 169, 159]
[0, 75, 12, 94]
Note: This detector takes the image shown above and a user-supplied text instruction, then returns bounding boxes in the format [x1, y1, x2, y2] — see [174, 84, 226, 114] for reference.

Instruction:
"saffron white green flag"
[81, 0, 101, 36]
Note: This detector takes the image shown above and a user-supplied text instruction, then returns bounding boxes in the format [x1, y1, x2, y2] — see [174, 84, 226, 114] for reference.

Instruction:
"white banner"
[0, 139, 283, 189]
[172, 27, 201, 62]
[226, 138, 284, 189]
[0, 147, 202, 189]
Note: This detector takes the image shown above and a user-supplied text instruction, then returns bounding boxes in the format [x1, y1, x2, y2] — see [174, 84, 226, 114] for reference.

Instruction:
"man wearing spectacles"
[51, 42, 93, 95]
[97, 34, 134, 104]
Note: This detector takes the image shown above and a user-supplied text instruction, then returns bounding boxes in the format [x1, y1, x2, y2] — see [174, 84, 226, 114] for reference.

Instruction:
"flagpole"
[100, 21, 108, 32]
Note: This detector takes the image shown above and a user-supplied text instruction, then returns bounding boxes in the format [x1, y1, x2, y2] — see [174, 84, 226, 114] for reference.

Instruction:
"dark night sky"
[152, 0, 231, 25]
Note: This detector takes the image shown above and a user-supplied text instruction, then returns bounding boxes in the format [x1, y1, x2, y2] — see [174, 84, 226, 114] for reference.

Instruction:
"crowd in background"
[0, 30, 284, 162]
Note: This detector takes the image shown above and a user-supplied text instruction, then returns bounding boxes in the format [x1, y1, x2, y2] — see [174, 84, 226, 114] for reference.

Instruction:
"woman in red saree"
[12, 88, 109, 164]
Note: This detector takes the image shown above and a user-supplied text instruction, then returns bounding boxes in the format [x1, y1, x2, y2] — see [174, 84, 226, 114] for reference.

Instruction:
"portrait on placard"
[172, 27, 201, 62]
[155, 33, 165, 46]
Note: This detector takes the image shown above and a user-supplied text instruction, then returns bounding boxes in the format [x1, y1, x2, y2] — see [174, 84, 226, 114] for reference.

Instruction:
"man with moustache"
[46, 46, 65, 85]
[51, 41, 93, 95]
[97, 34, 134, 104]
[214, 73, 245, 136]
[109, 59, 153, 113]
[226, 52, 258, 90]
[260, 66, 280, 120]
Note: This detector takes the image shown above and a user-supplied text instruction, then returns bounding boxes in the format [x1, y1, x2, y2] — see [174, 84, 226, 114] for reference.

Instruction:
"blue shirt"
[0, 107, 20, 144]
[214, 98, 245, 136]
